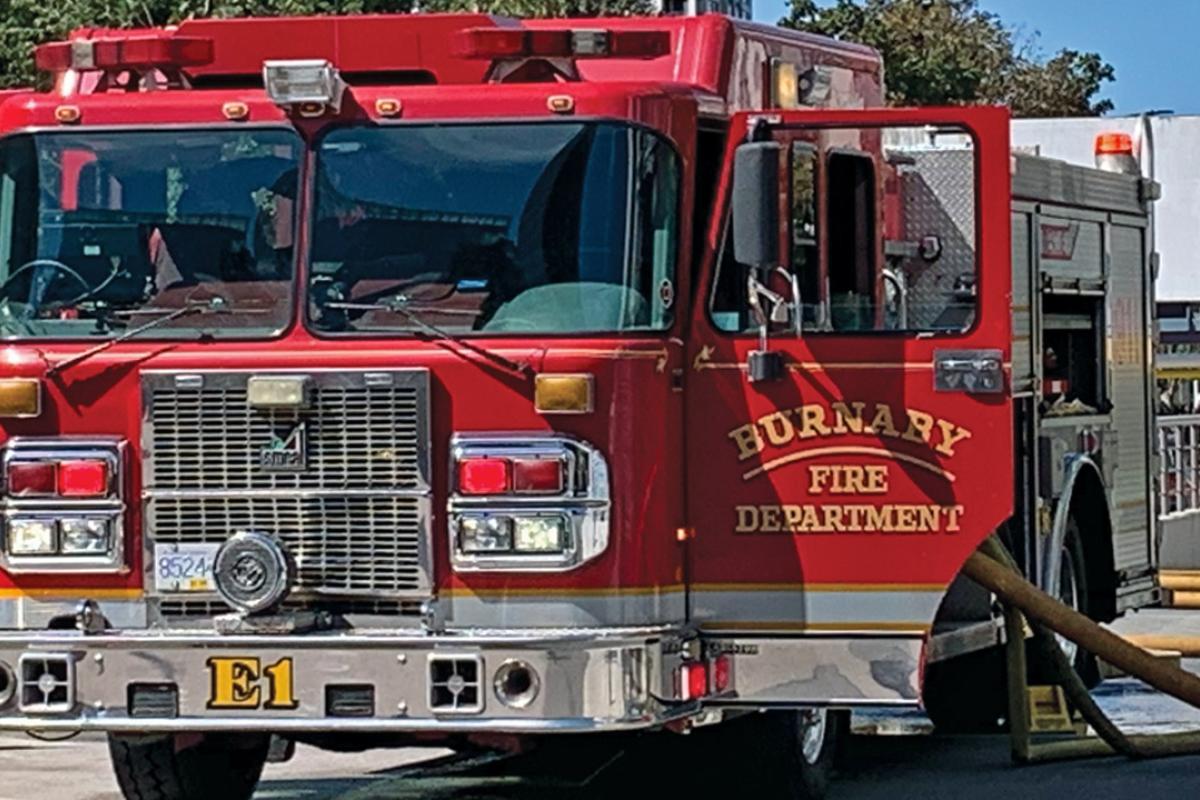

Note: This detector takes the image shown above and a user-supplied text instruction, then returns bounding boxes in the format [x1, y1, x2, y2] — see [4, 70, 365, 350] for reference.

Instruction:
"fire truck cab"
[0, 12, 1159, 799]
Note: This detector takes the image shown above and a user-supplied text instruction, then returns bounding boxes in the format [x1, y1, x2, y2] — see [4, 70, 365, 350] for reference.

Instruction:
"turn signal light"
[458, 457, 512, 495]
[56, 460, 109, 497]
[0, 379, 41, 418]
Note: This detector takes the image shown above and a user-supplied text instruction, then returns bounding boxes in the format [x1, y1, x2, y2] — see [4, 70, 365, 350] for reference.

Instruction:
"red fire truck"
[0, 12, 1159, 800]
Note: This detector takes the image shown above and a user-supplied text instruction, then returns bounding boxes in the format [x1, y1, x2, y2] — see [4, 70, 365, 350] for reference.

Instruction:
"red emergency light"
[452, 27, 670, 61]
[35, 35, 214, 73]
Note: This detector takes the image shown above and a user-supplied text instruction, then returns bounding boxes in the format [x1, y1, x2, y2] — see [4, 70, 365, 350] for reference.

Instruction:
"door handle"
[934, 349, 1004, 394]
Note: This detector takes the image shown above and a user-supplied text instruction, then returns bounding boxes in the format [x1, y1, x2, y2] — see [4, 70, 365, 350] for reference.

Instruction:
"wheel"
[1050, 517, 1101, 687]
[108, 733, 269, 800]
[777, 708, 843, 800]
[680, 710, 844, 799]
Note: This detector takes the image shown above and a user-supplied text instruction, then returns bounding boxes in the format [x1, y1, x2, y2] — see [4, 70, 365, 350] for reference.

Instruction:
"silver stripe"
[692, 589, 942, 628]
[441, 590, 686, 629]
[0, 597, 146, 630]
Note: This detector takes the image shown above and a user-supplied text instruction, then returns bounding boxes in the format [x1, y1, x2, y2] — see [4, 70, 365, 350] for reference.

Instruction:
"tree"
[0, 0, 651, 90]
[783, 0, 1114, 117]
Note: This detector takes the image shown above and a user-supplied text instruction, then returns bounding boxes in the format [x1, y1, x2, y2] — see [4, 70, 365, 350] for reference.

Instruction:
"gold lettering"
[867, 404, 899, 438]
[798, 405, 832, 438]
[800, 505, 821, 531]
[759, 505, 782, 532]
[830, 402, 866, 434]
[784, 505, 804, 531]
[821, 505, 846, 531]
[866, 505, 890, 531]
[759, 411, 797, 447]
[894, 506, 919, 532]
[728, 423, 765, 461]
[262, 658, 298, 710]
[935, 420, 973, 457]
[944, 505, 965, 532]
[208, 657, 262, 710]
[863, 465, 888, 493]
[735, 505, 760, 533]
[902, 409, 935, 445]
[916, 505, 940, 531]
[808, 465, 834, 494]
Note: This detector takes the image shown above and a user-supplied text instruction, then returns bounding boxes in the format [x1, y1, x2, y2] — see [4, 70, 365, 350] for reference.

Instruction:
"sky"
[749, 0, 1195, 116]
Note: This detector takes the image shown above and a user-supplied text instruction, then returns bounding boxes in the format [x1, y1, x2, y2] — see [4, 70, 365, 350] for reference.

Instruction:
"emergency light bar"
[452, 27, 670, 60]
[263, 59, 346, 112]
[35, 35, 214, 72]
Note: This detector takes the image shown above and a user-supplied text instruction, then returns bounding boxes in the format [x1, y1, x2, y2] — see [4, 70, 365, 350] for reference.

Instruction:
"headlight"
[7, 518, 56, 555]
[60, 518, 111, 554]
[459, 516, 513, 553]
[514, 516, 567, 553]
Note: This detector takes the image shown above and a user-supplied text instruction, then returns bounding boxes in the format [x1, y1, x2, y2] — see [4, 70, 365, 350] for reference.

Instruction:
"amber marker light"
[375, 98, 402, 117]
[547, 95, 575, 114]
[222, 101, 250, 121]
[534, 373, 593, 414]
[54, 105, 82, 124]
[0, 378, 41, 418]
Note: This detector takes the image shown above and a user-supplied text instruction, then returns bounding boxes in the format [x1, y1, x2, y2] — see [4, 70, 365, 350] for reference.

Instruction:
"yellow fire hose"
[962, 537, 1200, 762]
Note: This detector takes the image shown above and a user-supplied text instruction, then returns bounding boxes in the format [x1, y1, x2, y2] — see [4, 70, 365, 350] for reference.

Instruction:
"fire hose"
[962, 536, 1200, 762]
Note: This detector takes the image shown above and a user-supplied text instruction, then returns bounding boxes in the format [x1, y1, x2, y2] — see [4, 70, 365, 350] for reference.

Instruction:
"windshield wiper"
[326, 295, 529, 378]
[47, 296, 233, 376]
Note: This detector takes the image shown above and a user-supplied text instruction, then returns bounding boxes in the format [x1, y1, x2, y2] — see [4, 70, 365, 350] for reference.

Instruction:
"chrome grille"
[150, 495, 425, 592]
[142, 370, 431, 603]
[145, 374, 426, 491]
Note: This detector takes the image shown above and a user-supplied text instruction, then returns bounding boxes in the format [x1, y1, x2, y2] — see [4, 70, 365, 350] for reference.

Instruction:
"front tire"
[108, 733, 269, 800]
[694, 710, 845, 799]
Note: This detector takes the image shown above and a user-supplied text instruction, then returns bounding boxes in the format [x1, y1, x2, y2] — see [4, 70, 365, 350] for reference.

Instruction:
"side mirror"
[732, 141, 781, 269]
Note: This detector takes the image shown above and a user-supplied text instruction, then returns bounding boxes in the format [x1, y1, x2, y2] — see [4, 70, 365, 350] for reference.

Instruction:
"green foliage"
[0, 0, 652, 90]
[783, 0, 1114, 117]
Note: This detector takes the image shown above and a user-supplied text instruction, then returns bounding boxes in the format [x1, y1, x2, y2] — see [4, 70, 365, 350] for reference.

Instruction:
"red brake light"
[458, 457, 511, 495]
[7, 461, 57, 496]
[57, 460, 109, 497]
[712, 654, 731, 693]
[512, 458, 564, 494]
[680, 662, 709, 701]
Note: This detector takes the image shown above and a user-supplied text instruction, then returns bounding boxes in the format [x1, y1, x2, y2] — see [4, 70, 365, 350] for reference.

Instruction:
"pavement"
[4, 608, 1200, 799]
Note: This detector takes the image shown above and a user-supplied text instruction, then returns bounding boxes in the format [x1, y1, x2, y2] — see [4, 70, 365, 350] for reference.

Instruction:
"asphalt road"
[4, 609, 1200, 800]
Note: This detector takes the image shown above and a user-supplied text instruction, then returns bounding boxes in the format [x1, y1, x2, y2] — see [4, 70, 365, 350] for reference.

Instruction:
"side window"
[708, 124, 978, 335]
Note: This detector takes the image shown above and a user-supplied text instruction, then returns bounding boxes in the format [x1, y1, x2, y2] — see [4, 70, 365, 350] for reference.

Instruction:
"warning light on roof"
[452, 27, 670, 61]
[1095, 132, 1134, 156]
[35, 35, 214, 73]
[1094, 131, 1140, 175]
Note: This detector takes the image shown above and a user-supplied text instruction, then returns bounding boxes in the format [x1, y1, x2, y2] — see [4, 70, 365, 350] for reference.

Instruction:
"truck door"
[686, 107, 1014, 634]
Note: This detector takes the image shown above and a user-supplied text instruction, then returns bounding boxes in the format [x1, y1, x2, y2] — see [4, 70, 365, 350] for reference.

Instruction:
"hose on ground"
[965, 536, 1200, 761]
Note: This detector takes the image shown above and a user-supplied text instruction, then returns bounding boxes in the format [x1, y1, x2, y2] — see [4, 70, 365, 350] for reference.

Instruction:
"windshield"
[308, 122, 680, 335]
[0, 129, 301, 339]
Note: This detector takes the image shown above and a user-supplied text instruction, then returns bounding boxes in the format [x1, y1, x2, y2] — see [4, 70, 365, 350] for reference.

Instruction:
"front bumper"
[0, 627, 692, 734]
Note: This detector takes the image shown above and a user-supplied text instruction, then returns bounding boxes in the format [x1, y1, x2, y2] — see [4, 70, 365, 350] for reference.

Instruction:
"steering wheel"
[0, 259, 92, 316]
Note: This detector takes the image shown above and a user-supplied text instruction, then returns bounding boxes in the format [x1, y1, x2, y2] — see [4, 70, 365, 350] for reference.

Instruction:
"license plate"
[153, 543, 219, 592]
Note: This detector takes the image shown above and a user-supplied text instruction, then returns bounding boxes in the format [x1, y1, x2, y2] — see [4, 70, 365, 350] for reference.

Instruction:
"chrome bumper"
[0, 627, 692, 734]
